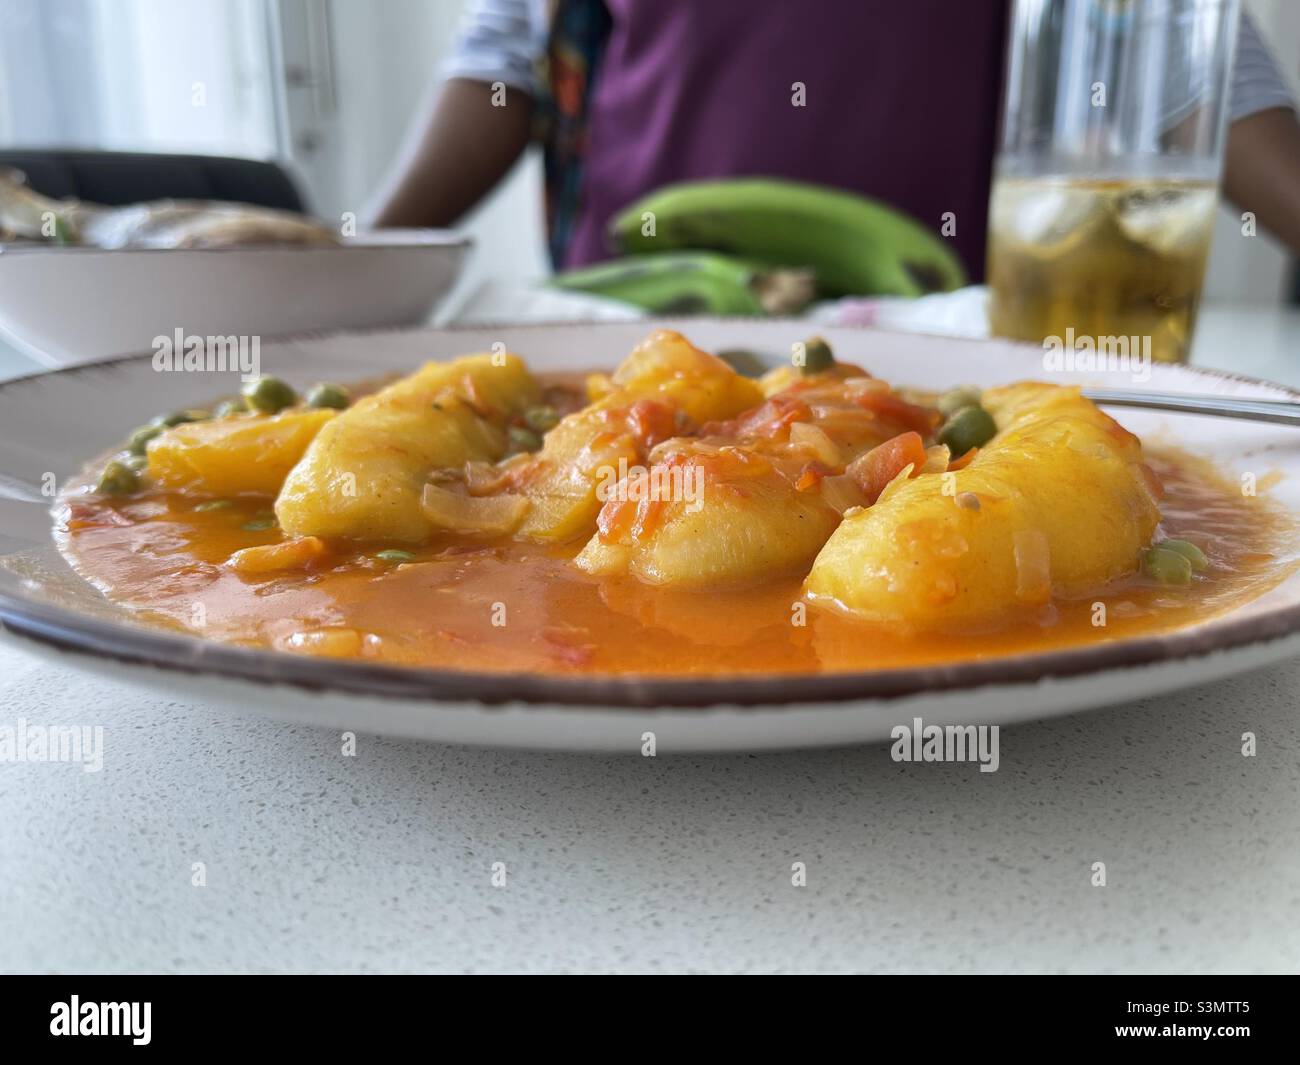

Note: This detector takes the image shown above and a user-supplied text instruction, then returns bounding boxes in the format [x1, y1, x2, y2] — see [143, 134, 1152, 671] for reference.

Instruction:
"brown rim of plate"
[3, 321, 1299, 710]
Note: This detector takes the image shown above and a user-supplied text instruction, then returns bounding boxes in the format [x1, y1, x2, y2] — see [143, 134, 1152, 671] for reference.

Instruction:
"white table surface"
[1, 304, 1299, 975]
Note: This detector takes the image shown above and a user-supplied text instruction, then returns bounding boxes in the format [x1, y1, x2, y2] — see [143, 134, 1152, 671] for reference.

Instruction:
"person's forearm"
[368, 78, 534, 229]
[1223, 106, 1300, 255]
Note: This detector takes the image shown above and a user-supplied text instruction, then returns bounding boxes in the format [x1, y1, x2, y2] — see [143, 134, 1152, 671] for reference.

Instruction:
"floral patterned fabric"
[533, 0, 613, 268]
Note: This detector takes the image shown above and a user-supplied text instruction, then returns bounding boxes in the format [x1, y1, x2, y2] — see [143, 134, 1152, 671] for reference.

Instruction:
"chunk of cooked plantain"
[146, 408, 336, 496]
[606, 329, 765, 424]
[805, 383, 1163, 628]
[576, 445, 841, 587]
[515, 330, 764, 543]
[573, 361, 940, 584]
[275, 353, 539, 541]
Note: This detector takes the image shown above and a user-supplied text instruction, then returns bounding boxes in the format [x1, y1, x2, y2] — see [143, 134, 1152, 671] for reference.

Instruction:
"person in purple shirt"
[370, 0, 1300, 281]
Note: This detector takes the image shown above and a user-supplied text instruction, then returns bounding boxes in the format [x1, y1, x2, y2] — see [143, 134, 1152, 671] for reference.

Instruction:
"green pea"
[194, 499, 233, 512]
[241, 516, 277, 531]
[1159, 538, 1208, 572]
[374, 549, 416, 563]
[242, 375, 297, 414]
[52, 214, 75, 246]
[155, 409, 210, 427]
[937, 387, 982, 418]
[97, 460, 138, 496]
[214, 398, 246, 417]
[937, 405, 997, 455]
[306, 382, 350, 410]
[798, 336, 835, 375]
[120, 453, 148, 473]
[523, 405, 560, 434]
[127, 424, 165, 455]
[1143, 545, 1193, 586]
[507, 425, 543, 453]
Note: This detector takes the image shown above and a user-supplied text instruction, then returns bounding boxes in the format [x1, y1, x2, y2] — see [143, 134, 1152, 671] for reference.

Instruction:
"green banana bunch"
[608, 179, 967, 298]
[549, 251, 815, 316]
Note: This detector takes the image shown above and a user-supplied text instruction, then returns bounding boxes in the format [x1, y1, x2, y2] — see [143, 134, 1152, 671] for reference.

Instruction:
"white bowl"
[0, 230, 470, 366]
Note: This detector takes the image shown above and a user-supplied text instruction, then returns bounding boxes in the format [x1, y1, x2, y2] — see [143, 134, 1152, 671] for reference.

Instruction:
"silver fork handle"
[1082, 388, 1300, 427]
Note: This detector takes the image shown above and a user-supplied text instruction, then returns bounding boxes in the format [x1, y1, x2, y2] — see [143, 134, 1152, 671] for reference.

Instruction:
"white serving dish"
[0, 230, 470, 365]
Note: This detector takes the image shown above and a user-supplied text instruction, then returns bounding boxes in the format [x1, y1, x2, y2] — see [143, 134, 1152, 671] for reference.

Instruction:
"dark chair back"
[0, 149, 307, 212]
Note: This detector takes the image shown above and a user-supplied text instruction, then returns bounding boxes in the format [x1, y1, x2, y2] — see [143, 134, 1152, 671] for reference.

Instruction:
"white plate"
[1, 319, 1298, 751]
[0, 230, 469, 366]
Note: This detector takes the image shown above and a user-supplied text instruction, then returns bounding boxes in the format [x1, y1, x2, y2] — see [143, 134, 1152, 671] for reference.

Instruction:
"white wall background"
[0, 0, 277, 156]
[312, 0, 548, 292]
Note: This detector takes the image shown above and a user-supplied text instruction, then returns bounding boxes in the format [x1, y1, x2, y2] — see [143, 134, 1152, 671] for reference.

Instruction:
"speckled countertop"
[1, 633, 1297, 974]
[1, 309, 1299, 974]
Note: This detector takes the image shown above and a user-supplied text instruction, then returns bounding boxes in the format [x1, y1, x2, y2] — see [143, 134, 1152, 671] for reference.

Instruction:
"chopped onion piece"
[844, 376, 888, 394]
[421, 482, 530, 536]
[807, 407, 880, 437]
[818, 473, 867, 515]
[463, 460, 508, 496]
[789, 421, 842, 467]
[654, 438, 720, 462]
[920, 445, 951, 475]
[1013, 529, 1051, 605]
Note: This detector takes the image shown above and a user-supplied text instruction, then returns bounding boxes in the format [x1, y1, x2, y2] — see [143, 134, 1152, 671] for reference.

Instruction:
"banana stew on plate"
[56, 330, 1296, 675]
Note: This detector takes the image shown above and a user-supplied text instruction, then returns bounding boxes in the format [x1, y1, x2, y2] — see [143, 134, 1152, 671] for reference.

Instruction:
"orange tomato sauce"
[55, 447, 1297, 676]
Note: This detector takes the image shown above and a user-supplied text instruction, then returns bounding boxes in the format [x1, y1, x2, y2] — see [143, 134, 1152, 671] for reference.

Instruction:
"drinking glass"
[987, 0, 1241, 363]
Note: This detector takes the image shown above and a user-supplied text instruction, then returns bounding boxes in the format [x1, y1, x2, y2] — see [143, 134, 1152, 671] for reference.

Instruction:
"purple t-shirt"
[564, 0, 1009, 280]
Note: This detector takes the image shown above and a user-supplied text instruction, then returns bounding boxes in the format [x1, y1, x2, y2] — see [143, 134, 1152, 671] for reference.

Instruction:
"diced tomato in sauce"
[795, 461, 834, 492]
[623, 399, 677, 451]
[705, 395, 813, 441]
[850, 431, 928, 504]
[852, 391, 941, 436]
[596, 493, 666, 545]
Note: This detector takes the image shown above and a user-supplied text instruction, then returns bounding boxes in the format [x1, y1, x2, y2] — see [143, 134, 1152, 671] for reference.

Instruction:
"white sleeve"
[441, 0, 548, 97]
[1230, 10, 1296, 120]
